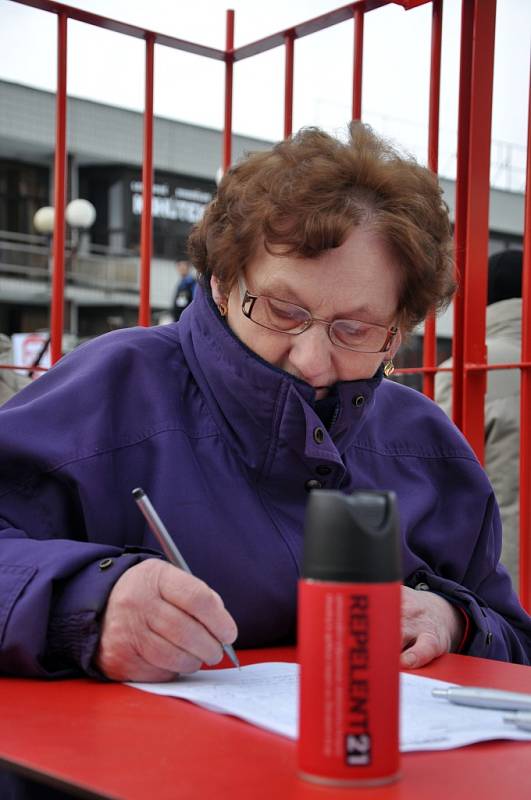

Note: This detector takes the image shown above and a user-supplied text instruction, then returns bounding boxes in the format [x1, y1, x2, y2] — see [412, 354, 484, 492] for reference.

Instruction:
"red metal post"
[461, 0, 497, 463]
[422, 0, 443, 398]
[50, 11, 68, 365]
[284, 31, 294, 138]
[451, 0, 475, 430]
[352, 6, 364, 121]
[223, 10, 235, 173]
[519, 64, 531, 611]
[138, 34, 155, 328]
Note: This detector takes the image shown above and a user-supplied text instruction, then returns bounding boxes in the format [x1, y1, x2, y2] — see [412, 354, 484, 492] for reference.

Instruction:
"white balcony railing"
[0, 230, 139, 291]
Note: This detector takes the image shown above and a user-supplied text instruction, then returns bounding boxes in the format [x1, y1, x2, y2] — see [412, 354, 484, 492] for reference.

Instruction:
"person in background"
[0, 123, 528, 696]
[436, 249, 523, 590]
[171, 259, 197, 321]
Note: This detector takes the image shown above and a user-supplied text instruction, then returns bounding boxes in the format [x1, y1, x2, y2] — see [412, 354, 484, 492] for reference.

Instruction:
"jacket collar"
[179, 282, 383, 473]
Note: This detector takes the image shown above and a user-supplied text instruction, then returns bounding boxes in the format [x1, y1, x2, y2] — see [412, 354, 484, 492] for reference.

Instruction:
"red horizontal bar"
[11, 361, 527, 379]
[14, 0, 431, 65]
[13, 0, 225, 60]
[394, 366, 452, 375]
[464, 362, 531, 372]
[395, 363, 531, 376]
[0, 364, 47, 373]
[232, 0, 430, 62]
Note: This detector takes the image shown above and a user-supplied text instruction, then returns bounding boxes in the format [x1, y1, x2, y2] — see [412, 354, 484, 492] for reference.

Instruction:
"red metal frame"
[7, 0, 531, 608]
[13, 0, 226, 60]
[451, 0, 474, 433]
[421, 0, 442, 399]
[283, 32, 295, 139]
[138, 35, 155, 328]
[223, 10, 234, 174]
[352, 6, 364, 120]
[50, 10, 67, 364]
[520, 65, 531, 610]
[461, 0, 496, 465]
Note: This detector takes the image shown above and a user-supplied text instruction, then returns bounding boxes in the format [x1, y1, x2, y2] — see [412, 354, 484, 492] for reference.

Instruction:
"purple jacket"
[0, 284, 529, 676]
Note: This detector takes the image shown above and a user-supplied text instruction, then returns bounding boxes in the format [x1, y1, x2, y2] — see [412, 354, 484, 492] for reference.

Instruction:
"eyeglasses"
[237, 274, 398, 354]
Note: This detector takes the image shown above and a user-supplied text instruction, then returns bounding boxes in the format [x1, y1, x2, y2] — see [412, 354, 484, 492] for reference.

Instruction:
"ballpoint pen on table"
[432, 686, 531, 712]
[132, 487, 240, 669]
[504, 712, 531, 732]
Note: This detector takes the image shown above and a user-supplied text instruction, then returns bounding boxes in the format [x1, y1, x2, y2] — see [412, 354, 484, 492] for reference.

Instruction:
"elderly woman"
[0, 124, 528, 683]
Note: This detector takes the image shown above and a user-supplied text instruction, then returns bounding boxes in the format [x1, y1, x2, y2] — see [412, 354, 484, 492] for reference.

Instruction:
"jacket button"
[313, 427, 325, 444]
[305, 479, 323, 492]
[352, 395, 365, 408]
[486, 631, 493, 646]
[99, 558, 114, 570]
[316, 465, 332, 476]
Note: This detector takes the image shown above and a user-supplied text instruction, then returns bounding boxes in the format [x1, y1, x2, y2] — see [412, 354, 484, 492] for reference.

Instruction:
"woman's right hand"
[94, 559, 238, 682]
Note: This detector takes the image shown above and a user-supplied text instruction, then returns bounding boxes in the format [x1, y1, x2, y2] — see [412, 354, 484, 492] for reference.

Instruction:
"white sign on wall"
[130, 182, 212, 224]
[11, 332, 50, 376]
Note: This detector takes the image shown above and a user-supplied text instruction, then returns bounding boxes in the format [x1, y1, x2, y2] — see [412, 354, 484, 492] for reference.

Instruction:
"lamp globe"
[33, 206, 55, 235]
[66, 199, 96, 230]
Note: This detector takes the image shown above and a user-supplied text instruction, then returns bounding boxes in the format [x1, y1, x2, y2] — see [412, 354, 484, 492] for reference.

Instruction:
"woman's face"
[211, 226, 402, 398]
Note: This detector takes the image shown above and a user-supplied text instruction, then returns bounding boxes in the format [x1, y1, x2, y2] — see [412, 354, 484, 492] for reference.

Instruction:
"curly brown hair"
[188, 122, 455, 331]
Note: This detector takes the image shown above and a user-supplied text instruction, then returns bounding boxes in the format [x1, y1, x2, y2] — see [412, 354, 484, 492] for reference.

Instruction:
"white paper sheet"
[127, 662, 531, 752]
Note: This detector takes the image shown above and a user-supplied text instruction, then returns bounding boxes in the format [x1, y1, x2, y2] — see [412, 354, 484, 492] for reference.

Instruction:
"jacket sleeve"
[0, 522, 155, 677]
[405, 490, 531, 664]
[0, 334, 163, 678]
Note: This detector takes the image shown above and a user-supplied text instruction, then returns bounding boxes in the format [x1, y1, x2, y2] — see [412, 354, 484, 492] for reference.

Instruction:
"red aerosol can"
[298, 490, 402, 787]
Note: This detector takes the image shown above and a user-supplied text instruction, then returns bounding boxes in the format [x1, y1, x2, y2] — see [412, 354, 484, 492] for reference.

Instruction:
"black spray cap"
[302, 490, 402, 583]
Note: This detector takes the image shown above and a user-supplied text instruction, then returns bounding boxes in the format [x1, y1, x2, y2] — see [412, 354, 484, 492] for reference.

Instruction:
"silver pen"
[132, 487, 240, 669]
[504, 712, 531, 732]
[432, 686, 531, 712]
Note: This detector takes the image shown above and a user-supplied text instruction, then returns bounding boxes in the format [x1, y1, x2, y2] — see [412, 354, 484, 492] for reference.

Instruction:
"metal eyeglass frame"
[237, 273, 398, 354]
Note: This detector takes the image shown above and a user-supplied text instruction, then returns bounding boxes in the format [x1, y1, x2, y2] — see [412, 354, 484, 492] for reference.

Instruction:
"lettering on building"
[130, 181, 212, 223]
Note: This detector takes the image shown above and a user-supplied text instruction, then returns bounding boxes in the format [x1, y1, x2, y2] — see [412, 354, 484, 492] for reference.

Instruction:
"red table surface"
[1, 648, 530, 800]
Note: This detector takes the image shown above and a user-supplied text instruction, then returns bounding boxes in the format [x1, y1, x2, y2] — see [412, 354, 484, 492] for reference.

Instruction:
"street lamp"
[33, 199, 97, 235]
[32, 198, 97, 343]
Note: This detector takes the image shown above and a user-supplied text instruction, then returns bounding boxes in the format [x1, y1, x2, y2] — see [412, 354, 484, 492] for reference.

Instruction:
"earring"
[218, 302, 227, 317]
[383, 359, 395, 377]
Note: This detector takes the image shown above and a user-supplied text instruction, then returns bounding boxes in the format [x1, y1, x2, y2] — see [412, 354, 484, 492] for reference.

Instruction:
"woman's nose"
[287, 322, 334, 383]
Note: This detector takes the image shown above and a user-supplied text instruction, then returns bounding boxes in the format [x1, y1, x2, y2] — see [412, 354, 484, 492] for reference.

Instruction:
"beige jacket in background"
[435, 298, 522, 590]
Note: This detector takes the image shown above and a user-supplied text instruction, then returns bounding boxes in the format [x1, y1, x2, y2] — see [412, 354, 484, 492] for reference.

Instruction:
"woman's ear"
[210, 275, 229, 317]
[210, 275, 224, 305]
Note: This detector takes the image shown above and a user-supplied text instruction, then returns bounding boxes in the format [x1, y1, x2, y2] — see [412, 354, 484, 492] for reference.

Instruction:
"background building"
[0, 78, 525, 378]
[0, 78, 270, 338]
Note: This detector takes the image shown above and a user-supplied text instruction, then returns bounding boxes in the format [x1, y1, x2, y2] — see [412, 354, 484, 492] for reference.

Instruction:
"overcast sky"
[0, 0, 529, 188]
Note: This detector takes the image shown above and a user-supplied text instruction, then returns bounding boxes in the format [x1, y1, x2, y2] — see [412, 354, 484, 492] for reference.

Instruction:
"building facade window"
[0, 160, 49, 234]
[79, 166, 215, 259]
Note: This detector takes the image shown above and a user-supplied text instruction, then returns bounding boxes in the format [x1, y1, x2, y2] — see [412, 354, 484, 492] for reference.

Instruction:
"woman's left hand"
[400, 585, 465, 669]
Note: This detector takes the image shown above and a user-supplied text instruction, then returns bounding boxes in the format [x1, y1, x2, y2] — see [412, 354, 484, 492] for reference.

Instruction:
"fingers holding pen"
[131, 489, 239, 670]
[157, 564, 238, 650]
[95, 559, 238, 682]
[153, 565, 238, 671]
